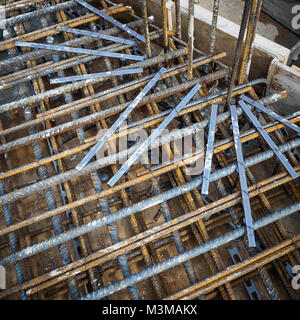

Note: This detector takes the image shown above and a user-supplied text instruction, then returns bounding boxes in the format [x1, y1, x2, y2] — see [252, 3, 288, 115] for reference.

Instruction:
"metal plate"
[57, 26, 138, 46]
[74, 0, 146, 43]
[201, 104, 218, 195]
[75, 67, 167, 171]
[230, 105, 256, 247]
[108, 83, 202, 187]
[240, 94, 300, 135]
[239, 100, 298, 179]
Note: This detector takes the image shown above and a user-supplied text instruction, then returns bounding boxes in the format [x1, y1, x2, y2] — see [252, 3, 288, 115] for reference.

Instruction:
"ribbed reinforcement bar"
[80, 201, 300, 299]
[0, 137, 299, 266]
[56, 26, 138, 46]
[230, 105, 255, 247]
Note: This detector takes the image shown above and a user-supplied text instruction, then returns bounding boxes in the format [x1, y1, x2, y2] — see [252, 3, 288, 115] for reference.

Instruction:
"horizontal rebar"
[166, 234, 300, 299]
[0, 71, 228, 153]
[0, 137, 299, 266]
[0, 18, 147, 68]
[81, 201, 300, 299]
[5, 0, 78, 27]
[1, 110, 297, 237]
[0, 47, 192, 114]
[0, 165, 297, 298]
[0, 4, 127, 51]
[0, 90, 289, 207]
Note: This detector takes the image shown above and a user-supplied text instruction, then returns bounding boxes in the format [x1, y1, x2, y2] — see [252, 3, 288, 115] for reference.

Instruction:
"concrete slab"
[267, 58, 300, 114]
[129, 0, 291, 79]
[180, 0, 290, 67]
[196, 0, 299, 48]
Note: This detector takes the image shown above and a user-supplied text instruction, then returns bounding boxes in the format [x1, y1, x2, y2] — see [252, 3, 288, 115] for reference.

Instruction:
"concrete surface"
[267, 58, 300, 114]
[197, 0, 299, 49]
[126, 0, 291, 79]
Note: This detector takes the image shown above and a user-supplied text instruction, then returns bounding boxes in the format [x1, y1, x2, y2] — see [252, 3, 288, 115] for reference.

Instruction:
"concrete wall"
[121, 0, 291, 80]
[267, 59, 300, 114]
[262, 0, 300, 36]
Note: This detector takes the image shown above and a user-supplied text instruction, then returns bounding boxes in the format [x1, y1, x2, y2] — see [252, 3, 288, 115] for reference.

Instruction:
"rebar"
[49, 68, 144, 84]
[80, 202, 300, 299]
[1, 0, 299, 301]
[201, 104, 218, 195]
[1, 137, 300, 266]
[230, 105, 255, 247]
[225, 0, 252, 106]
[74, 0, 146, 42]
[108, 83, 201, 186]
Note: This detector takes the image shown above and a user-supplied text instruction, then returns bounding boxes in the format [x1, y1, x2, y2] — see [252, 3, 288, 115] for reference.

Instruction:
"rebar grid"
[0, 0, 300, 301]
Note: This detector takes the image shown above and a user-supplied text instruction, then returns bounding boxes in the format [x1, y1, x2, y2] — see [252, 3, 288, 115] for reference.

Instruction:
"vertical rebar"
[162, 0, 168, 52]
[1, 26, 27, 301]
[26, 105, 81, 299]
[238, 0, 258, 84]
[225, 0, 252, 106]
[144, 163, 198, 285]
[142, 0, 151, 58]
[38, 11, 101, 292]
[187, 0, 194, 80]
[175, 0, 181, 39]
[49, 4, 140, 298]
[50, 48, 140, 301]
[210, 0, 220, 55]
[245, 0, 262, 78]
[0, 181, 27, 300]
